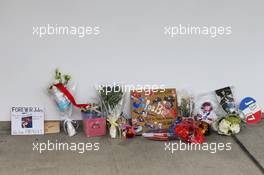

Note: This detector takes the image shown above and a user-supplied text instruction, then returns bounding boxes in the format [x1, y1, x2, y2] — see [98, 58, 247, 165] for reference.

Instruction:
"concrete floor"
[0, 121, 263, 175]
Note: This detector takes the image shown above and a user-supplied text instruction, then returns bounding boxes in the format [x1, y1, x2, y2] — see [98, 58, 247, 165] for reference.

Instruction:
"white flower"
[218, 117, 241, 135]
[230, 124, 240, 134]
[218, 119, 231, 135]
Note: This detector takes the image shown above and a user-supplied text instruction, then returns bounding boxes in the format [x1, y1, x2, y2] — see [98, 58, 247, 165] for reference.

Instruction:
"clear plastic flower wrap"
[212, 87, 242, 136]
[97, 84, 125, 138]
[212, 114, 241, 136]
[48, 69, 79, 137]
[193, 91, 226, 125]
[48, 69, 76, 117]
[177, 90, 195, 118]
[174, 118, 205, 144]
[215, 86, 238, 115]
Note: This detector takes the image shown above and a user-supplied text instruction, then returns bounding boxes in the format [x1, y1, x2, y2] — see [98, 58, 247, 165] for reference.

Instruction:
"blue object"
[239, 97, 256, 111]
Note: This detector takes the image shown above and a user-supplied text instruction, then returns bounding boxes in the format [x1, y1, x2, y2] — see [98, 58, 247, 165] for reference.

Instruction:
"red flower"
[174, 119, 205, 144]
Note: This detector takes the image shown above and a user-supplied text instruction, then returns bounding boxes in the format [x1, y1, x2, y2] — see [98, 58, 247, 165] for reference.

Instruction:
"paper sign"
[11, 106, 44, 135]
[239, 97, 262, 124]
[131, 88, 177, 131]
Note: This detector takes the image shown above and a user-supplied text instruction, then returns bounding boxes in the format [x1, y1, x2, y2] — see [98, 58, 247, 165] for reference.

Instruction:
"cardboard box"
[44, 121, 60, 134]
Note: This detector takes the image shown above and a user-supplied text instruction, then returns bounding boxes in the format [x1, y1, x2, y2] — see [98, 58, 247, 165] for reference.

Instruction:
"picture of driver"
[215, 87, 237, 114]
[21, 116, 33, 128]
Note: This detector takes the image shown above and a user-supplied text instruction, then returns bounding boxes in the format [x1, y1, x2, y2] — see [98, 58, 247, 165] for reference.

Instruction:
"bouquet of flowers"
[177, 90, 195, 118]
[174, 118, 205, 144]
[98, 85, 125, 138]
[212, 114, 241, 136]
[48, 69, 89, 136]
[212, 87, 242, 136]
[48, 69, 75, 117]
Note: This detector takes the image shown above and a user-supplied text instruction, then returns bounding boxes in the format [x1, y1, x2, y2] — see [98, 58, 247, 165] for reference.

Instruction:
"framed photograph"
[11, 106, 44, 135]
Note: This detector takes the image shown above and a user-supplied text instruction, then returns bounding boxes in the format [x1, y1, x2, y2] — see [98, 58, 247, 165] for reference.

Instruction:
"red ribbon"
[54, 83, 90, 109]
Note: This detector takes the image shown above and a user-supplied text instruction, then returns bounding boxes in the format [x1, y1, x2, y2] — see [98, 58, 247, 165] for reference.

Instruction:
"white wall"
[0, 0, 263, 121]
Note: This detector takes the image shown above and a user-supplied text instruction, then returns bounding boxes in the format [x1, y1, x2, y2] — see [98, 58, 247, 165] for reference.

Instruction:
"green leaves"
[55, 69, 62, 83]
[178, 98, 193, 117]
[99, 86, 123, 110]
[64, 75, 71, 85]
[54, 69, 71, 85]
